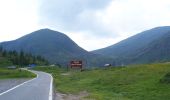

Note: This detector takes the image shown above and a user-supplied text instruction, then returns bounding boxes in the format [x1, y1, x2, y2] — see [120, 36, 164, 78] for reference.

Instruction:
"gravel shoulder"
[0, 79, 30, 93]
[54, 91, 90, 100]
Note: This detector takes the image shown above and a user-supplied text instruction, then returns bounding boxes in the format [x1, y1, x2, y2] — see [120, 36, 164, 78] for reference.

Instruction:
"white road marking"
[0, 71, 38, 96]
[48, 73, 53, 100]
[0, 69, 53, 100]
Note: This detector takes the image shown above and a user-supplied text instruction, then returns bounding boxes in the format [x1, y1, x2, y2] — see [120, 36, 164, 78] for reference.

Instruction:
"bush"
[160, 72, 170, 84]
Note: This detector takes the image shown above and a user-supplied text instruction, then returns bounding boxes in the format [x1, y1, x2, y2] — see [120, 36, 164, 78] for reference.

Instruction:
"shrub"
[160, 72, 170, 84]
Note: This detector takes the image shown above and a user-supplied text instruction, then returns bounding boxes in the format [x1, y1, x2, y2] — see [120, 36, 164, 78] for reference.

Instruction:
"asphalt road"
[0, 79, 30, 93]
[0, 70, 53, 100]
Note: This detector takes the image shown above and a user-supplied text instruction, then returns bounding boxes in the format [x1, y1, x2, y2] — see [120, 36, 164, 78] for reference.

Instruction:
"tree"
[0, 47, 49, 66]
[0, 46, 2, 52]
[2, 50, 7, 57]
[19, 50, 25, 67]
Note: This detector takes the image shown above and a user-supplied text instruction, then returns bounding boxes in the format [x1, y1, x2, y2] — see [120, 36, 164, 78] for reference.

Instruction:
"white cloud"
[0, 0, 40, 42]
[38, 0, 170, 50]
[1, 0, 170, 51]
[66, 31, 127, 51]
[38, 0, 113, 37]
[76, 0, 170, 50]
[101, 0, 170, 36]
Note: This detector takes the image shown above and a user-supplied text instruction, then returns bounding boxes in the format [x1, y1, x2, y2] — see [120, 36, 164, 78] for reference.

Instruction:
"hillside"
[0, 57, 12, 67]
[92, 26, 170, 65]
[0, 29, 112, 67]
[34, 63, 170, 100]
[0, 48, 12, 67]
[133, 32, 170, 63]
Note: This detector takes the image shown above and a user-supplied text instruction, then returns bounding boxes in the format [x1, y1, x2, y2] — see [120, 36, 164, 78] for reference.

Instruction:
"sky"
[0, 0, 170, 51]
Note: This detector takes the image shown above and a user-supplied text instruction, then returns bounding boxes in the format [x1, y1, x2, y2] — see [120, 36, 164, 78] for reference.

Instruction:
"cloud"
[38, 0, 170, 50]
[0, 0, 40, 42]
[103, 0, 170, 36]
[38, 0, 170, 34]
[38, 0, 114, 38]
[1, 0, 170, 51]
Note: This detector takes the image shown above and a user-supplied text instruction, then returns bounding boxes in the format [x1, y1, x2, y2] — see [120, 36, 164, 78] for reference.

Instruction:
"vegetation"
[0, 29, 114, 67]
[0, 46, 49, 67]
[93, 26, 170, 65]
[160, 72, 170, 84]
[0, 57, 12, 67]
[34, 63, 170, 100]
[0, 47, 38, 79]
[0, 68, 36, 79]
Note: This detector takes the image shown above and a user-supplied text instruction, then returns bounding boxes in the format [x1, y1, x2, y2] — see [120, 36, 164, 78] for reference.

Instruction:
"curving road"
[0, 70, 53, 100]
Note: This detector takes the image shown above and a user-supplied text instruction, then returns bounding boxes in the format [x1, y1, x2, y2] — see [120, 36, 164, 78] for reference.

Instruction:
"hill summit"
[0, 29, 112, 66]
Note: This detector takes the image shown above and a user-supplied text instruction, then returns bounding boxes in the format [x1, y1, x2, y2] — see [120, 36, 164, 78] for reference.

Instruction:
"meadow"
[0, 68, 36, 79]
[34, 63, 170, 100]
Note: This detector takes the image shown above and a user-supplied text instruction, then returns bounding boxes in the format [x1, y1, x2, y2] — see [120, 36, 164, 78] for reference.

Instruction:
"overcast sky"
[0, 0, 170, 51]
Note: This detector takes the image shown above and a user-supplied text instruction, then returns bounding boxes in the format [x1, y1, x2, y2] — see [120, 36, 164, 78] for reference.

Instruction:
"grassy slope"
[34, 63, 170, 100]
[0, 56, 36, 79]
[0, 57, 12, 68]
[0, 68, 36, 79]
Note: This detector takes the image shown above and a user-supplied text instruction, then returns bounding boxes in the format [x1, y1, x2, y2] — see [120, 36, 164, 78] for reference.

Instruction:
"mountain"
[0, 29, 112, 67]
[0, 57, 12, 67]
[92, 26, 170, 65]
[133, 32, 170, 63]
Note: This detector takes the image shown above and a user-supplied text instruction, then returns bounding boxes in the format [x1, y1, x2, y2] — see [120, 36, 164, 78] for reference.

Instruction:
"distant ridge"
[0, 29, 112, 67]
[92, 26, 170, 64]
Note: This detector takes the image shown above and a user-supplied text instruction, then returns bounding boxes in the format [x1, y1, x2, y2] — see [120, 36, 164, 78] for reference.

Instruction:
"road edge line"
[0, 70, 38, 96]
[48, 73, 53, 100]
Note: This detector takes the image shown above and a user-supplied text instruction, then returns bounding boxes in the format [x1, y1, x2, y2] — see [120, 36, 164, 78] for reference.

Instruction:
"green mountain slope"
[92, 26, 170, 64]
[133, 32, 170, 63]
[0, 57, 12, 67]
[0, 49, 12, 67]
[0, 29, 112, 67]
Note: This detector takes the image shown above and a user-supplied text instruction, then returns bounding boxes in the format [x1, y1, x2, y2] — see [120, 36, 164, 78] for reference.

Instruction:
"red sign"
[70, 61, 82, 68]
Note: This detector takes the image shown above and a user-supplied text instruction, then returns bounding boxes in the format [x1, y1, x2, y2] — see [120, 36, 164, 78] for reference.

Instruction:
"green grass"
[0, 57, 12, 68]
[0, 68, 36, 79]
[34, 63, 170, 100]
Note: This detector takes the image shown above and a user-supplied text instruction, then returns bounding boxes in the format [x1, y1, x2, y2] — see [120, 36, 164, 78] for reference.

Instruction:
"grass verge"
[33, 63, 170, 100]
[0, 68, 36, 79]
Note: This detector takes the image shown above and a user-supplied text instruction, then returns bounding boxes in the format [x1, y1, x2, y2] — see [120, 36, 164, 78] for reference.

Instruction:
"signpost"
[70, 60, 83, 71]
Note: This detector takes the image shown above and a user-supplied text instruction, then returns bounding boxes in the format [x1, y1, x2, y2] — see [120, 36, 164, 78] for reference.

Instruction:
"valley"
[0, 26, 170, 100]
[1, 26, 170, 67]
[0, 1, 169, 100]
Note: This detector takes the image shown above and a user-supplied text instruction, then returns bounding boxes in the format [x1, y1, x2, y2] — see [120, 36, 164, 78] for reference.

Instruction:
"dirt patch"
[55, 91, 90, 100]
[61, 73, 70, 76]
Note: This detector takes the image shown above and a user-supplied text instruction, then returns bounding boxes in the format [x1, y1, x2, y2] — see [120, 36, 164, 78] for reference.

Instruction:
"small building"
[7, 66, 17, 69]
[28, 64, 36, 68]
[104, 64, 112, 67]
[50, 64, 55, 67]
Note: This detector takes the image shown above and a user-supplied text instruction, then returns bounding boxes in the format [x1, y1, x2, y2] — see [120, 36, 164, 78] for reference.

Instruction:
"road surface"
[0, 79, 30, 93]
[0, 70, 53, 100]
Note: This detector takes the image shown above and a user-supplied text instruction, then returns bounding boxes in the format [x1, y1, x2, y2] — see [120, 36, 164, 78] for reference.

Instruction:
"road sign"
[70, 60, 82, 69]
